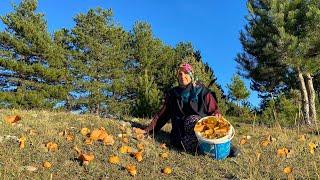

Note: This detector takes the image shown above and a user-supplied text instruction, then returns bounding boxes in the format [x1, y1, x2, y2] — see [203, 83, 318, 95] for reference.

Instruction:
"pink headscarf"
[177, 63, 195, 85]
[179, 63, 193, 73]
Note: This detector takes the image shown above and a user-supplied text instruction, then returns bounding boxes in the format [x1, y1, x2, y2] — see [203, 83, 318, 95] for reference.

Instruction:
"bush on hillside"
[260, 91, 300, 127]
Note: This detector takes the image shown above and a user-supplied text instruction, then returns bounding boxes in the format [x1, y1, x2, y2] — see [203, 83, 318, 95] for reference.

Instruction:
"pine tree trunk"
[237, 101, 240, 116]
[306, 73, 317, 123]
[297, 69, 311, 125]
[96, 103, 100, 116]
[270, 93, 280, 128]
[66, 95, 71, 111]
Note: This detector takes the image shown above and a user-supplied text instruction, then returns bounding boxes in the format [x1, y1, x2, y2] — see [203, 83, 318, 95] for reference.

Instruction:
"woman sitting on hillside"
[143, 63, 238, 156]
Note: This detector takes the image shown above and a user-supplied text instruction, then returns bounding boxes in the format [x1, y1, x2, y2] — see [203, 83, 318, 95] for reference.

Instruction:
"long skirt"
[173, 115, 201, 152]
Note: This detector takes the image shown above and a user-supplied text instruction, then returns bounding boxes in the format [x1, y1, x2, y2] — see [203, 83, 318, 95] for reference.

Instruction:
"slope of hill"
[0, 109, 319, 179]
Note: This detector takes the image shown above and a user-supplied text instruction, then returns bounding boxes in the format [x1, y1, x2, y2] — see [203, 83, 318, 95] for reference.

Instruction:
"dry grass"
[0, 108, 319, 179]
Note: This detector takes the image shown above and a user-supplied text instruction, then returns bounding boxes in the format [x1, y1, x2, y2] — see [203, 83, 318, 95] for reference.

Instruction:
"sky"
[0, 0, 260, 107]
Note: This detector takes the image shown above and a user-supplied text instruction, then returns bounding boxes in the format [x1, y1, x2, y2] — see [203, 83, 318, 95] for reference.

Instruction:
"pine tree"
[70, 8, 131, 116]
[53, 28, 75, 110]
[236, 0, 289, 99]
[0, 0, 70, 108]
[237, 0, 320, 124]
[130, 22, 164, 116]
[153, 45, 176, 91]
[227, 74, 250, 107]
[134, 70, 161, 117]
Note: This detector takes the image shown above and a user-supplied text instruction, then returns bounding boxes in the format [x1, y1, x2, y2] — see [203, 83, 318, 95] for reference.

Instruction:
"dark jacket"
[144, 82, 221, 143]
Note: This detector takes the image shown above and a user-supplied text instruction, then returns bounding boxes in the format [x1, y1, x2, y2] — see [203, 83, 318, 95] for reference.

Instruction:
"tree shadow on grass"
[306, 128, 320, 136]
[296, 125, 320, 136]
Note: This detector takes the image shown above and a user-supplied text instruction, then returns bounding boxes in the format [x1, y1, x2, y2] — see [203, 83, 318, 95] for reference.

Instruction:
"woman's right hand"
[214, 113, 222, 118]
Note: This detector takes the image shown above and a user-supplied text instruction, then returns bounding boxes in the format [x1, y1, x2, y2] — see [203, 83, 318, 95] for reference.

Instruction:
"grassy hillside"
[0, 108, 319, 179]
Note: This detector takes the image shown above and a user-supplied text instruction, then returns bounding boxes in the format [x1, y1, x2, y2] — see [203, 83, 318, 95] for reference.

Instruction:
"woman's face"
[178, 70, 192, 86]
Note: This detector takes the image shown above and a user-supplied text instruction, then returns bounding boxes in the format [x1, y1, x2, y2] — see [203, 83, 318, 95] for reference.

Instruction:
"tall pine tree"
[130, 22, 164, 117]
[70, 8, 131, 116]
[237, 0, 320, 124]
[0, 0, 70, 108]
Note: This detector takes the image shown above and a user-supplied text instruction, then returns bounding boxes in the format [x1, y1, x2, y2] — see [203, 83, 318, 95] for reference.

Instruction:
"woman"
[143, 63, 224, 152]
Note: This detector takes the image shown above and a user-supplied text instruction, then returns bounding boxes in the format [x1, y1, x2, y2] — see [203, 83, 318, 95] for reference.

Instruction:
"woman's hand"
[214, 113, 222, 118]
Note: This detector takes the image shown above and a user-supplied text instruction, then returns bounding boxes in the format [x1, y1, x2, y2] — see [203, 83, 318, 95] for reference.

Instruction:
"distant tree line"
[2, 0, 318, 127]
[0, 0, 226, 118]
